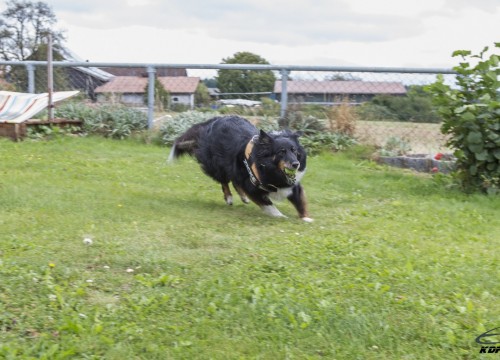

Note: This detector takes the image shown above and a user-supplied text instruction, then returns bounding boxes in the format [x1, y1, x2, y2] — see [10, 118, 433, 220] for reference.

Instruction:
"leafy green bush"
[278, 111, 357, 154]
[160, 110, 219, 145]
[26, 124, 81, 140]
[299, 131, 358, 155]
[426, 44, 500, 194]
[54, 102, 148, 139]
[280, 108, 328, 134]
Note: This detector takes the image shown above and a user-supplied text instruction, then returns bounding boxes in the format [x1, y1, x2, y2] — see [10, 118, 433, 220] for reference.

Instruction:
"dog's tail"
[167, 121, 208, 163]
[167, 138, 197, 163]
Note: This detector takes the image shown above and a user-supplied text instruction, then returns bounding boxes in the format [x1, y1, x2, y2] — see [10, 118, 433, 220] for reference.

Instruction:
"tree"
[216, 52, 276, 99]
[195, 82, 211, 107]
[144, 79, 170, 111]
[0, 0, 65, 61]
[370, 85, 441, 123]
[202, 78, 217, 88]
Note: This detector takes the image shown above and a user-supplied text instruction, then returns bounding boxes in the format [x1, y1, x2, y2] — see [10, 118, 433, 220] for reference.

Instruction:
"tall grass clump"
[327, 97, 357, 137]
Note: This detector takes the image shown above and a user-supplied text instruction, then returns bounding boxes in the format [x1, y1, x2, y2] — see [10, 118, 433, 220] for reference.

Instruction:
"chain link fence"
[0, 61, 456, 154]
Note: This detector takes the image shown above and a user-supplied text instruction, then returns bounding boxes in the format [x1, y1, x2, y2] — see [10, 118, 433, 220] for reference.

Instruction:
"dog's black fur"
[169, 115, 312, 221]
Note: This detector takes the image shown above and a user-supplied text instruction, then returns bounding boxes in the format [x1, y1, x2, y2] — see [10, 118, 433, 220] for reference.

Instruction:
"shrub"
[260, 97, 280, 117]
[160, 110, 219, 145]
[299, 131, 357, 155]
[54, 102, 148, 139]
[280, 108, 357, 154]
[426, 44, 500, 194]
[280, 105, 328, 134]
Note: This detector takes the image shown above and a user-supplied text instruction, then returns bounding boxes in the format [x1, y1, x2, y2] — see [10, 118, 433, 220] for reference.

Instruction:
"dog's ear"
[293, 130, 303, 138]
[258, 130, 274, 145]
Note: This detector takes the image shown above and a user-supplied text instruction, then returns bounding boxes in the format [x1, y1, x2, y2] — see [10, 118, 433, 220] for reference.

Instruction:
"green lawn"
[0, 136, 499, 359]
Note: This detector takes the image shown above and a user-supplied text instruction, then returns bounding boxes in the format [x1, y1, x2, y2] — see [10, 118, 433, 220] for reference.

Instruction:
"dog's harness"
[243, 135, 279, 193]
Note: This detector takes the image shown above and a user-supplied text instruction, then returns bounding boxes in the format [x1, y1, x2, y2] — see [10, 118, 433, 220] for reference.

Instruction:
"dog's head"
[254, 129, 306, 185]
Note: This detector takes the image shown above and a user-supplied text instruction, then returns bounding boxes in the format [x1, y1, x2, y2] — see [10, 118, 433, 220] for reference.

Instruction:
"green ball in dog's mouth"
[284, 167, 297, 178]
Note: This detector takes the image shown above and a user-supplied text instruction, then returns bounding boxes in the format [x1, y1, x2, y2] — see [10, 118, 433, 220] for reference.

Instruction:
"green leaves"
[427, 43, 500, 194]
[452, 49, 472, 58]
[467, 131, 482, 144]
[54, 102, 148, 139]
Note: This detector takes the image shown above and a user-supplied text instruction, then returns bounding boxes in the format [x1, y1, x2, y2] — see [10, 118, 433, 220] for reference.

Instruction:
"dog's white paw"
[240, 196, 250, 204]
[301, 217, 314, 223]
[261, 205, 287, 218]
[225, 195, 233, 205]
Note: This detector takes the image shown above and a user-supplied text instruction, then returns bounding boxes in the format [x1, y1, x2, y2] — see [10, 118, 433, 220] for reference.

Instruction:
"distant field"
[1, 136, 498, 359]
[355, 120, 451, 154]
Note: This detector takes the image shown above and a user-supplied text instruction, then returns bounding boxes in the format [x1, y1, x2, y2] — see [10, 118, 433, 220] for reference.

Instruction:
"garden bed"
[0, 118, 82, 140]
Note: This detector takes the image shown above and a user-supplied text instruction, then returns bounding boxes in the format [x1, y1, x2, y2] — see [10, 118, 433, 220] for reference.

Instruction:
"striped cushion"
[0, 90, 79, 123]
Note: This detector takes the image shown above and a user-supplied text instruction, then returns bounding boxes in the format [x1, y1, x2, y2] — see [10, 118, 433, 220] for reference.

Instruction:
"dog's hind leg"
[233, 184, 250, 204]
[221, 183, 233, 205]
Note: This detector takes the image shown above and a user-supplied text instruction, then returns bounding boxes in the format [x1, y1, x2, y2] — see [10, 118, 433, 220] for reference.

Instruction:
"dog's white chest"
[270, 187, 293, 201]
[268, 170, 305, 201]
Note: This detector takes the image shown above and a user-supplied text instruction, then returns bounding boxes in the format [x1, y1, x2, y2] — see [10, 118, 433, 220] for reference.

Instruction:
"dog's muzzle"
[283, 161, 300, 184]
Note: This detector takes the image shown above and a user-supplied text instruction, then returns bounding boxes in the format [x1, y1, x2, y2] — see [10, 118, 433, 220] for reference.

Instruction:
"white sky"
[3, 0, 499, 68]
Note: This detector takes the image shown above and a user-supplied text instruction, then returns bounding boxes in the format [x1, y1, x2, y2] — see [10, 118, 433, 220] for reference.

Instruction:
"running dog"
[168, 115, 313, 222]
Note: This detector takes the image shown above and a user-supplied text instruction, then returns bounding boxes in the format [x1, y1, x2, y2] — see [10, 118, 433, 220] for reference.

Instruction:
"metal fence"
[0, 60, 457, 154]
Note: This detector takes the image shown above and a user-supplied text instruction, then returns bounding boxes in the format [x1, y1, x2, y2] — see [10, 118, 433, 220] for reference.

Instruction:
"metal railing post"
[26, 63, 35, 93]
[146, 65, 156, 129]
[280, 69, 289, 119]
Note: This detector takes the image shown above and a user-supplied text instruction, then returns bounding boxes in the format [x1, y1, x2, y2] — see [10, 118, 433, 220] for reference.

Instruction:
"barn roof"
[99, 67, 187, 77]
[95, 77, 147, 93]
[95, 77, 200, 94]
[158, 77, 200, 93]
[274, 80, 406, 95]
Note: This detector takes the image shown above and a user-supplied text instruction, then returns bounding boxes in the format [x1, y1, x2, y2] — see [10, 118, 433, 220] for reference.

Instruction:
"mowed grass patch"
[0, 136, 499, 359]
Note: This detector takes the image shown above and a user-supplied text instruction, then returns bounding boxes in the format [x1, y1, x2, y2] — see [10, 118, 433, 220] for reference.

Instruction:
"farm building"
[94, 76, 200, 108]
[273, 80, 407, 104]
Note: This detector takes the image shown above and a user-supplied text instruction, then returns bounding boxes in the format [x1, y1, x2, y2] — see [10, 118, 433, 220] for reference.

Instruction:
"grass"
[0, 136, 499, 359]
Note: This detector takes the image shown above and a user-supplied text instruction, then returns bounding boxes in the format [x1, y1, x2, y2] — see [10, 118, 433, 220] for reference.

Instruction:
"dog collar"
[243, 136, 278, 193]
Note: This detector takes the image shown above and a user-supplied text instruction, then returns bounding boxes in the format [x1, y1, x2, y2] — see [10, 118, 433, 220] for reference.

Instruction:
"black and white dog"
[168, 115, 313, 222]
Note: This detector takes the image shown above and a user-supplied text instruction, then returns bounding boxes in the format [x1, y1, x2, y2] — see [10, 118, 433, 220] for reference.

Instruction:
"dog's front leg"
[287, 184, 313, 222]
[246, 191, 287, 218]
[260, 204, 287, 218]
[232, 183, 250, 204]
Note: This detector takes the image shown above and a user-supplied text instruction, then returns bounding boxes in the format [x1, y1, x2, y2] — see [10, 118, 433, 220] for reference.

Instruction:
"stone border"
[378, 154, 456, 174]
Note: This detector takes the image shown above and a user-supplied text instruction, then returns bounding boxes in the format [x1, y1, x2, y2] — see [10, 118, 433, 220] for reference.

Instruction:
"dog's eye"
[278, 148, 286, 155]
[291, 147, 297, 154]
